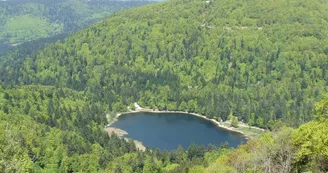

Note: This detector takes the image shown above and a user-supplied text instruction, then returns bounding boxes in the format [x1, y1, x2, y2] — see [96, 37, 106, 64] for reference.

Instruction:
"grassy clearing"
[237, 126, 265, 139]
[222, 121, 265, 139]
[2, 15, 55, 43]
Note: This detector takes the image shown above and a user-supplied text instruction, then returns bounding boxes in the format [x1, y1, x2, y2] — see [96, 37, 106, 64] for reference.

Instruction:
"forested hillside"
[0, 85, 225, 172]
[0, 85, 136, 172]
[1, 85, 327, 172]
[2, 0, 328, 129]
[1, 0, 328, 172]
[0, 0, 155, 44]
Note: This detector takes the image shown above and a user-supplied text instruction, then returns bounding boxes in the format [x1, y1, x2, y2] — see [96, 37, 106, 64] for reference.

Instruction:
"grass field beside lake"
[222, 121, 265, 139]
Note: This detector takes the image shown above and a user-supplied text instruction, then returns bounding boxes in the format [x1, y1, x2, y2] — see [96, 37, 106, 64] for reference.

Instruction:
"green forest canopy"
[0, 85, 217, 172]
[0, 86, 327, 172]
[0, 84, 227, 172]
[2, 0, 328, 129]
[1, 0, 328, 172]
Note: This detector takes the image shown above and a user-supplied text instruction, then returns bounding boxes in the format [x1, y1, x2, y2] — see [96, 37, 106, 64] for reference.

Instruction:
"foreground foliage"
[0, 85, 224, 172]
[1, 85, 327, 172]
[0, 85, 137, 172]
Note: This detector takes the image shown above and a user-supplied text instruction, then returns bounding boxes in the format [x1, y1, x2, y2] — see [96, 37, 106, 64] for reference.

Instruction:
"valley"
[0, 0, 156, 45]
[0, 0, 328, 172]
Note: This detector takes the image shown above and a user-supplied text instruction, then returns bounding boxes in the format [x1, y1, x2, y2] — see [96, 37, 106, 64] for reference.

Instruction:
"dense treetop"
[0, 85, 226, 172]
[2, 0, 328, 129]
[0, 85, 137, 172]
[1, 0, 328, 172]
[1, 85, 327, 172]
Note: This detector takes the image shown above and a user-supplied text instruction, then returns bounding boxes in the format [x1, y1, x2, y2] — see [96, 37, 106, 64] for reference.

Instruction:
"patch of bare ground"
[124, 138, 146, 151]
[105, 127, 146, 151]
[106, 127, 128, 137]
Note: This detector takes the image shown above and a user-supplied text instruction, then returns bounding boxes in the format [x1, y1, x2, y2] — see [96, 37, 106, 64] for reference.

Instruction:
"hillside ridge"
[1, 0, 328, 172]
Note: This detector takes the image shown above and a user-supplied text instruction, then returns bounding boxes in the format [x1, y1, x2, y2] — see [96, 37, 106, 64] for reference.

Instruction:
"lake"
[0, 43, 12, 55]
[110, 112, 247, 151]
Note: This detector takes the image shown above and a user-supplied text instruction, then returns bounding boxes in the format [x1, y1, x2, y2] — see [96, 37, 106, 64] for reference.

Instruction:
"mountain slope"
[1, 0, 328, 172]
[1, 85, 327, 172]
[0, 0, 156, 44]
[0, 85, 138, 172]
[0, 85, 225, 172]
[2, 0, 328, 129]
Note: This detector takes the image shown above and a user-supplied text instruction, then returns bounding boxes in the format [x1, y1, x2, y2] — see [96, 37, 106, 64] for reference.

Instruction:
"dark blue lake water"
[0, 43, 11, 55]
[110, 112, 247, 151]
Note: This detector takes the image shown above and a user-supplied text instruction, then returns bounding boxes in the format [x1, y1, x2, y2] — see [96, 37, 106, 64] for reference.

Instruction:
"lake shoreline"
[105, 127, 146, 151]
[107, 103, 265, 140]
